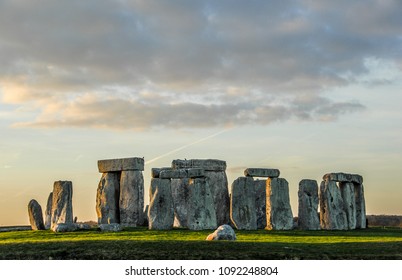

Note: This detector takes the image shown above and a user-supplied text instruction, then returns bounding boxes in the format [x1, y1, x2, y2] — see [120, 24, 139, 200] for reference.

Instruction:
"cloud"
[1, 0, 400, 130]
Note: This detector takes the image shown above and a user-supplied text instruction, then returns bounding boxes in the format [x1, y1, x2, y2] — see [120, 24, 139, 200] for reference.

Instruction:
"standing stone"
[254, 179, 267, 229]
[96, 173, 120, 224]
[354, 183, 366, 229]
[44, 192, 53, 229]
[230, 177, 257, 230]
[298, 180, 320, 230]
[205, 171, 230, 225]
[319, 180, 348, 230]
[266, 178, 293, 230]
[148, 178, 174, 230]
[51, 181, 73, 230]
[171, 178, 191, 228]
[119, 170, 144, 227]
[187, 178, 217, 230]
[340, 182, 357, 229]
[28, 199, 45, 230]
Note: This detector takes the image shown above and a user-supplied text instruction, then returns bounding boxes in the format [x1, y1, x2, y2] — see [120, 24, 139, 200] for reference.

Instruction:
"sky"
[0, 0, 401, 226]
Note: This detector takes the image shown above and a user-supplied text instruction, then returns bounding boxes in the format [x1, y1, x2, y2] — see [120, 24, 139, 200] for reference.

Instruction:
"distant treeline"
[367, 215, 402, 228]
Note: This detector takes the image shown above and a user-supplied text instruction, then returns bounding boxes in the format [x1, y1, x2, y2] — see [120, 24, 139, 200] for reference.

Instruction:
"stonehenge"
[26, 155, 367, 233]
[96, 157, 145, 227]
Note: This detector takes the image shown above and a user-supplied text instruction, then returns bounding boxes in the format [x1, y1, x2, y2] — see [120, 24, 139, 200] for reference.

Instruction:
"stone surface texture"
[319, 180, 348, 230]
[148, 178, 174, 230]
[266, 178, 294, 230]
[28, 199, 45, 230]
[96, 172, 120, 224]
[205, 171, 230, 225]
[230, 177, 257, 230]
[51, 181, 73, 230]
[206, 224, 237, 241]
[297, 179, 320, 230]
[171, 178, 191, 228]
[340, 182, 357, 229]
[323, 173, 363, 184]
[187, 178, 217, 230]
[44, 192, 53, 229]
[254, 179, 267, 229]
[354, 183, 366, 229]
[99, 223, 122, 232]
[244, 168, 280, 178]
[119, 170, 144, 227]
[53, 223, 78, 232]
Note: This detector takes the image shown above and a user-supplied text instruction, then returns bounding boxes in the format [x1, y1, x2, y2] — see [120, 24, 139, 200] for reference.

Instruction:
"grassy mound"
[1, 227, 401, 260]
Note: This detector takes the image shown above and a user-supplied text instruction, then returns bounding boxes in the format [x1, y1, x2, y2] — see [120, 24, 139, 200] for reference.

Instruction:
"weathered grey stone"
[206, 224, 237, 241]
[99, 223, 122, 232]
[44, 192, 53, 229]
[172, 159, 226, 171]
[340, 182, 357, 229]
[151, 167, 171, 178]
[142, 205, 149, 227]
[76, 223, 92, 230]
[53, 223, 78, 232]
[354, 183, 366, 229]
[96, 173, 120, 225]
[186, 168, 205, 178]
[119, 170, 144, 227]
[254, 180, 267, 229]
[319, 180, 348, 230]
[205, 171, 230, 225]
[187, 178, 217, 230]
[148, 178, 174, 230]
[266, 178, 293, 230]
[230, 177, 257, 230]
[244, 168, 280, 178]
[171, 178, 191, 228]
[98, 157, 144, 172]
[28, 199, 45, 230]
[159, 169, 188, 179]
[323, 173, 363, 184]
[51, 181, 73, 229]
[298, 180, 320, 230]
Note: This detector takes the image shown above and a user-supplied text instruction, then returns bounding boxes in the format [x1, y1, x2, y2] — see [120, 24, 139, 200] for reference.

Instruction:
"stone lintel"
[159, 168, 205, 179]
[151, 167, 172, 178]
[244, 168, 280, 178]
[323, 172, 363, 184]
[98, 157, 144, 172]
[172, 159, 226, 171]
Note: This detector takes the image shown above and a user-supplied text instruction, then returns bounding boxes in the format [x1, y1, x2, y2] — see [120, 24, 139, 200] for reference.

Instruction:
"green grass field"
[1, 227, 401, 260]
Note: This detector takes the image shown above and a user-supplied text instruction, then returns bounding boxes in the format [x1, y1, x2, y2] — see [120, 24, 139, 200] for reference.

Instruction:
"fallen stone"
[340, 182, 357, 229]
[254, 179, 267, 229]
[148, 178, 174, 230]
[266, 178, 293, 230]
[323, 173, 363, 184]
[44, 192, 53, 229]
[205, 171, 230, 225]
[98, 157, 144, 172]
[319, 180, 348, 230]
[230, 177, 257, 230]
[206, 224, 236, 241]
[298, 179, 320, 230]
[244, 168, 280, 178]
[51, 181, 73, 229]
[354, 183, 367, 229]
[53, 223, 78, 232]
[76, 223, 92, 230]
[187, 178, 217, 230]
[171, 178, 191, 228]
[96, 172, 120, 224]
[119, 170, 144, 227]
[172, 159, 226, 171]
[99, 223, 122, 232]
[28, 199, 45, 230]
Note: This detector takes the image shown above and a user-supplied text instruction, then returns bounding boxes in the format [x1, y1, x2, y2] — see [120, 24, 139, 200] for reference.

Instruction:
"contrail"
[145, 128, 231, 165]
